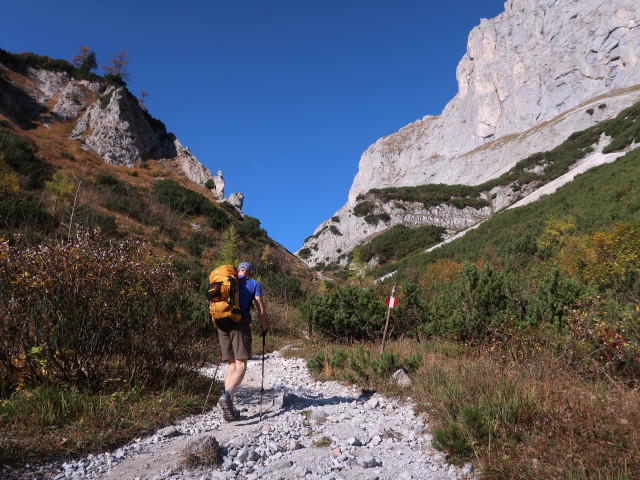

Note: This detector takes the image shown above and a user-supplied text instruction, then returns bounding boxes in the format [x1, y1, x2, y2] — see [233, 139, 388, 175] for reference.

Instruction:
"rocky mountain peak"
[300, 0, 640, 268]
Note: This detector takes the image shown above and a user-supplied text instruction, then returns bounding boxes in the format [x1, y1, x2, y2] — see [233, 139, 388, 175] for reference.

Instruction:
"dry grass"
[411, 349, 638, 479]
[0, 375, 211, 466]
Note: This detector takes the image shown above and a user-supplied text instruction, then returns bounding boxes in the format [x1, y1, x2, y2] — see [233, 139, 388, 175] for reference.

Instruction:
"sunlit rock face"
[1, 64, 244, 207]
[301, 0, 640, 267]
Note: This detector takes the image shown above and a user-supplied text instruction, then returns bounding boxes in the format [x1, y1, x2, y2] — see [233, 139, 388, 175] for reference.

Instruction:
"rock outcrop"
[300, 0, 640, 268]
[0, 62, 244, 207]
[72, 87, 177, 166]
[69, 85, 243, 206]
[31, 68, 102, 121]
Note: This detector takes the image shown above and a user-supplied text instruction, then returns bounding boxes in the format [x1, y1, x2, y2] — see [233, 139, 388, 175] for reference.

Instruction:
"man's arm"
[254, 295, 267, 333]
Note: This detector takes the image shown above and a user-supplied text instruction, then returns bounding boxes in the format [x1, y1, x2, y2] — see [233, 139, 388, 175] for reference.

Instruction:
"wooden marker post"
[380, 284, 398, 353]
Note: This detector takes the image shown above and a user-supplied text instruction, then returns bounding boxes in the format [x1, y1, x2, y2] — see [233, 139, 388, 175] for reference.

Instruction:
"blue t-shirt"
[238, 276, 262, 323]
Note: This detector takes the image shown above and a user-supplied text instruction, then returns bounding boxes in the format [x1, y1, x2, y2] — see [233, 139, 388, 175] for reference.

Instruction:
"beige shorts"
[217, 323, 252, 361]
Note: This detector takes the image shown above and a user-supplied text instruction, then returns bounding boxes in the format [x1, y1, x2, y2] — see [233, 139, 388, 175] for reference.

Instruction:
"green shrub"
[433, 423, 473, 458]
[95, 173, 125, 191]
[0, 126, 47, 189]
[300, 285, 386, 341]
[0, 197, 56, 230]
[184, 231, 214, 257]
[262, 270, 304, 304]
[393, 281, 429, 340]
[363, 212, 392, 224]
[219, 201, 242, 219]
[358, 224, 445, 265]
[103, 197, 145, 221]
[314, 437, 332, 447]
[523, 267, 585, 329]
[353, 201, 373, 217]
[73, 51, 98, 81]
[364, 214, 380, 225]
[307, 345, 422, 388]
[103, 73, 127, 87]
[99, 89, 116, 109]
[329, 225, 342, 236]
[236, 215, 267, 239]
[602, 101, 640, 153]
[420, 263, 512, 341]
[154, 179, 213, 216]
[370, 183, 487, 209]
[0, 51, 74, 74]
[307, 354, 325, 374]
[205, 205, 231, 230]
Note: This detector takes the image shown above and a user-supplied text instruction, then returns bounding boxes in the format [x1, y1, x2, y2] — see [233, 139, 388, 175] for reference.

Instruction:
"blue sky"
[2, 0, 506, 253]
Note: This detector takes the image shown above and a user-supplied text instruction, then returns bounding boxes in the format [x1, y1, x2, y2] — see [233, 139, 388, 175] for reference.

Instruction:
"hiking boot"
[217, 393, 236, 422]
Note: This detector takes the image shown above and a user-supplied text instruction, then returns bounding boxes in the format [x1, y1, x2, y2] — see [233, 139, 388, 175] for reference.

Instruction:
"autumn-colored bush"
[0, 234, 208, 393]
[557, 222, 640, 302]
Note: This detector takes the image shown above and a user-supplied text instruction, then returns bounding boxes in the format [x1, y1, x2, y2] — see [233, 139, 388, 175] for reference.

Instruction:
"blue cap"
[238, 262, 253, 272]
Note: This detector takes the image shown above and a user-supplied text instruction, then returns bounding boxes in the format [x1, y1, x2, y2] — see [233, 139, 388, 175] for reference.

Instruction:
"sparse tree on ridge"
[103, 49, 130, 80]
[139, 90, 149, 109]
[71, 46, 97, 80]
[71, 46, 92, 67]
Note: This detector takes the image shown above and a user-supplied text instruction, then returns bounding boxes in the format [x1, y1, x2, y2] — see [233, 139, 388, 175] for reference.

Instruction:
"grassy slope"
[370, 146, 640, 280]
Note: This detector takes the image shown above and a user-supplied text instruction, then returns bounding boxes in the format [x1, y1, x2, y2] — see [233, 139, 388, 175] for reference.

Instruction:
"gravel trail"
[4, 351, 474, 480]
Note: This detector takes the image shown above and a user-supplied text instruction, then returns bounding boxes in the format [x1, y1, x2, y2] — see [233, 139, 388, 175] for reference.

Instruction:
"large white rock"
[29, 68, 102, 121]
[72, 87, 166, 166]
[1, 62, 243, 208]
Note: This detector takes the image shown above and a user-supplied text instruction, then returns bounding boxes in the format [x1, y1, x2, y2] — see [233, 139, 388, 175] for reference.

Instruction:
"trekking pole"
[202, 354, 222, 414]
[259, 332, 266, 421]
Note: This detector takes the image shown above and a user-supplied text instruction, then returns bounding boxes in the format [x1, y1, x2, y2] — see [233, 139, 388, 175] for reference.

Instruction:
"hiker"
[217, 261, 267, 421]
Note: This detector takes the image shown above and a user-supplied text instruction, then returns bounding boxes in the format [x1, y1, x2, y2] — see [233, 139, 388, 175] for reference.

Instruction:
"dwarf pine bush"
[300, 285, 386, 342]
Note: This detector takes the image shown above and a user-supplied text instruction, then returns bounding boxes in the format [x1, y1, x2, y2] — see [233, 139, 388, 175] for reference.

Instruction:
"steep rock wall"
[349, 0, 640, 203]
[300, 0, 640, 267]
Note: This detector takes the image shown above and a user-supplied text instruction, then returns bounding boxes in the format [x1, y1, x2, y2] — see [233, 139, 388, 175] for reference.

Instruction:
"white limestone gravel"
[2, 351, 474, 480]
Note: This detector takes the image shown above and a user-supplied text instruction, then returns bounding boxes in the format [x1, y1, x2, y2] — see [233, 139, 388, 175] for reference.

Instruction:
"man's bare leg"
[224, 358, 247, 400]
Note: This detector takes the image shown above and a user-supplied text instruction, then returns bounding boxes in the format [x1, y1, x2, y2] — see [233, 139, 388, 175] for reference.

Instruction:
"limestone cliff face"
[70, 85, 246, 206]
[349, 0, 640, 202]
[72, 87, 176, 166]
[300, 0, 640, 268]
[0, 63, 242, 207]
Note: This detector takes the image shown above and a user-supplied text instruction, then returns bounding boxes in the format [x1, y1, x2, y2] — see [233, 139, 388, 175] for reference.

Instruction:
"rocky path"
[6, 351, 474, 480]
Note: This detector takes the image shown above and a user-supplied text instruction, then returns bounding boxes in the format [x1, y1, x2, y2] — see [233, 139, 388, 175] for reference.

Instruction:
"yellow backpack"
[206, 265, 246, 327]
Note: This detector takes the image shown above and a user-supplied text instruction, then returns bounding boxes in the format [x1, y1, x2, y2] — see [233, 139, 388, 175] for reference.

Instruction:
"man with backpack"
[216, 261, 267, 421]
